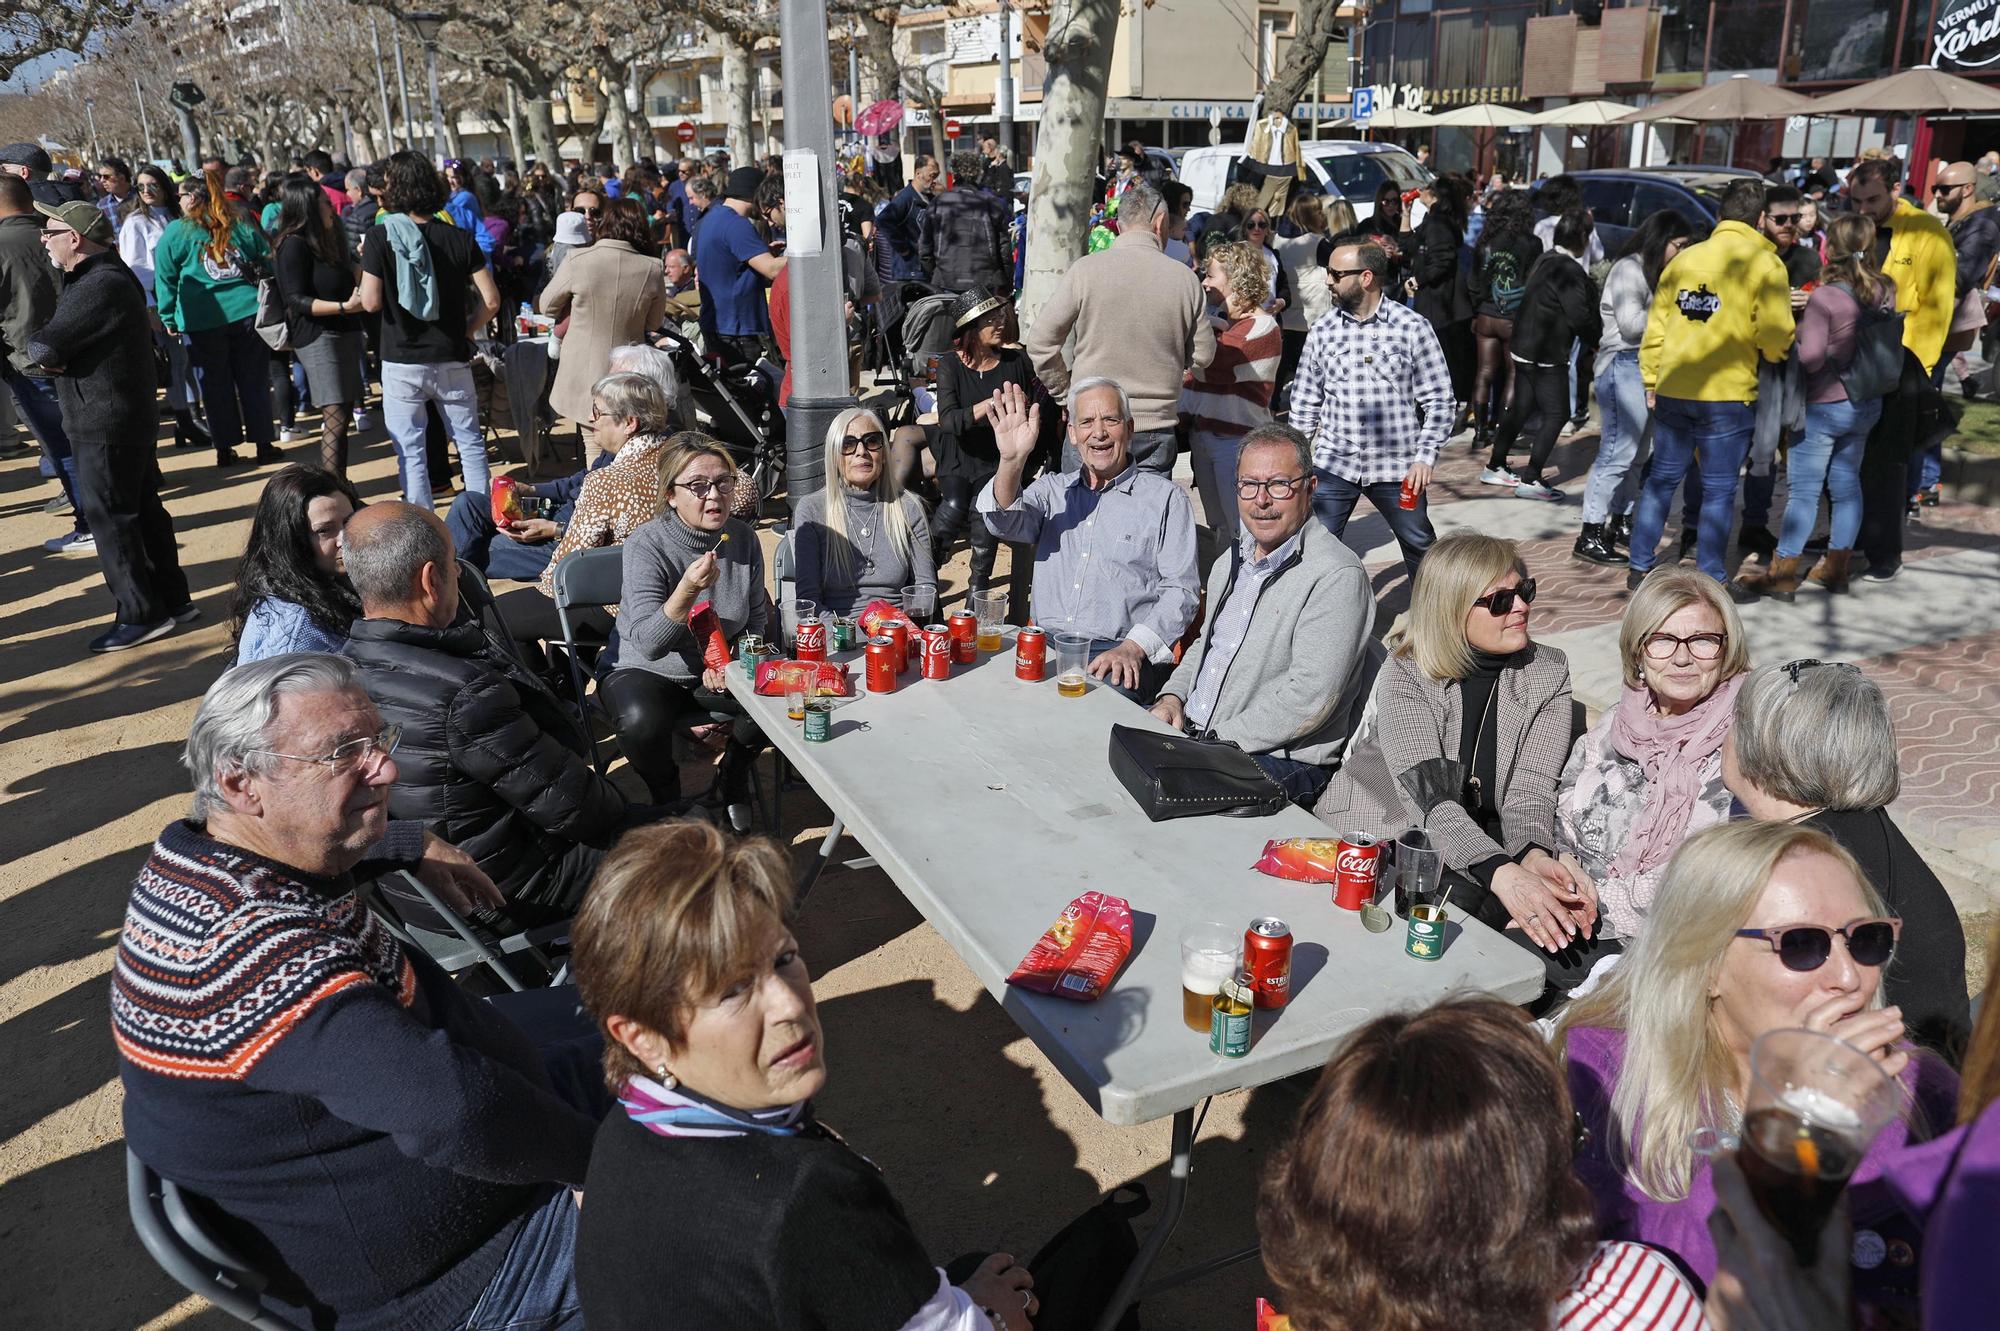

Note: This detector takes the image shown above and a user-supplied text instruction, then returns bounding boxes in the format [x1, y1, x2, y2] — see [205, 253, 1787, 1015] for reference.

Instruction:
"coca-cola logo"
[1937, 0, 2000, 68]
[797, 624, 826, 646]
[1336, 847, 1377, 876]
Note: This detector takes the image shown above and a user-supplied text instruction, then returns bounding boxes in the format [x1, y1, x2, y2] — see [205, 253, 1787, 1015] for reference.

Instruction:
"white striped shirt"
[1554, 1241, 1709, 1331]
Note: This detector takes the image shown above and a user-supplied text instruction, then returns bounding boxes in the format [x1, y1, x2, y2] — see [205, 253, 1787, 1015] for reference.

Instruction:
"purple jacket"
[1563, 1025, 1960, 1293]
[1882, 1096, 2000, 1328]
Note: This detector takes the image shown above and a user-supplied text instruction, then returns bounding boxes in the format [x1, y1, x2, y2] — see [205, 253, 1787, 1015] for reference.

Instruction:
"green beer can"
[1405, 905, 1445, 960]
[1208, 970, 1253, 1058]
[803, 698, 833, 742]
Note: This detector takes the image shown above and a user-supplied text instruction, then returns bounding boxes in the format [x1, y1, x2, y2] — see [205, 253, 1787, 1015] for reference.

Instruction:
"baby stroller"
[897, 287, 960, 389]
[656, 324, 787, 504]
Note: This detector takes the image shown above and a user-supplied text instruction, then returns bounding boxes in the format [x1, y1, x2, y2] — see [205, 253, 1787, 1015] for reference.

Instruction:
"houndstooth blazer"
[1312, 642, 1575, 872]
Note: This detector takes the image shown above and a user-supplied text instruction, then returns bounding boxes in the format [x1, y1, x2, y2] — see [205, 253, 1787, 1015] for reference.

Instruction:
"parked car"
[1537, 166, 1758, 255]
[1177, 140, 1433, 222]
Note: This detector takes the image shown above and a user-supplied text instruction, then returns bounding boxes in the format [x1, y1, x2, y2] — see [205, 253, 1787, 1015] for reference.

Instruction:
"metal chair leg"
[796, 815, 844, 908]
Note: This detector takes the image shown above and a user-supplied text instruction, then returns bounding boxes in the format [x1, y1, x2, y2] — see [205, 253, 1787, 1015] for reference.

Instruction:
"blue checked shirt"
[1288, 298, 1457, 485]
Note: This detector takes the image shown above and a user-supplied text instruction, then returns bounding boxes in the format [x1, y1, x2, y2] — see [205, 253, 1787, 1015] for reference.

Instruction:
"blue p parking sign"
[1351, 87, 1376, 123]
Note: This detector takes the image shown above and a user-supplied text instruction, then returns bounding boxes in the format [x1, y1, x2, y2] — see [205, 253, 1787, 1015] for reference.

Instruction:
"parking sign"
[1351, 87, 1375, 123]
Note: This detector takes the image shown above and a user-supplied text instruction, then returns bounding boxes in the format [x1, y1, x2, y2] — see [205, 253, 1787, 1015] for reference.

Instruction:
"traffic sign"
[1351, 87, 1376, 123]
[945, 118, 963, 139]
[676, 120, 696, 144]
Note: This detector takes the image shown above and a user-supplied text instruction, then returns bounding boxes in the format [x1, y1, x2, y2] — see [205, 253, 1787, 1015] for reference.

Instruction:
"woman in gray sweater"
[793, 407, 935, 614]
[601, 436, 774, 814]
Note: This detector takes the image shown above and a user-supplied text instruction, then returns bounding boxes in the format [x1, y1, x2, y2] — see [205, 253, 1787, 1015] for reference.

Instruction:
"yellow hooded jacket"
[1876, 196, 1956, 374]
[1638, 220, 1795, 403]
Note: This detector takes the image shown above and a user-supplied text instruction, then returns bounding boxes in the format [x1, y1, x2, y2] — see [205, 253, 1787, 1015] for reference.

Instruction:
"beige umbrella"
[1803, 65, 2000, 116]
[1430, 103, 1534, 128]
[1618, 74, 1819, 123]
[1529, 99, 1686, 126]
[1365, 106, 1438, 129]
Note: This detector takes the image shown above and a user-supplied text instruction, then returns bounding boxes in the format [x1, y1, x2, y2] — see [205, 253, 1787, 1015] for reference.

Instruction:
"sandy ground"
[0, 420, 1283, 1330]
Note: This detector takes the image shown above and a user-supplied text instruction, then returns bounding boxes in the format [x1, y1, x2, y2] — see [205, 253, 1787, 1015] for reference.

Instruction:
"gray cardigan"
[616, 513, 773, 681]
[792, 484, 935, 615]
[1159, 521, 1376, 766]
[1313, 642, 1574, 873]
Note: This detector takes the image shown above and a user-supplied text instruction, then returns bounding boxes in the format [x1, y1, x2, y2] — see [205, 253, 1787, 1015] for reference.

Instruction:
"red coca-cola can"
[1015, 626, 1047, 681]
[1333, 834, 1381, 911]
[947, 611, 977, 664]
[864, 636, 899, 694]
[795, 618, 827, 663]
[920, 624, 953, 679]
[1244, 917, 1292, 1010]
[1398, 475, 1419, 511]
[884, 619, 911, 674]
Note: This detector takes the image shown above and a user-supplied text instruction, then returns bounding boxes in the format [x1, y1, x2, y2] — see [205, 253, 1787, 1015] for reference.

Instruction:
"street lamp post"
[407, 12, 450, 167]
[85, 98, 99, 163]
[133, 78, 156, 165]
[335, 87, 356, 164]
[996, 0, 1015, 159]
[370, 17, 398, 153]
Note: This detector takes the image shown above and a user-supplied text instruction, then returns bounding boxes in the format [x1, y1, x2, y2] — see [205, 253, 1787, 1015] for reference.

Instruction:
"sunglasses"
[1767, 212, 1801, 225]
[1734, 918, 1900, 972]
[1245, 220, 1270, 231]
[578, 206, 601, 217]
[1781, 657, 1861, 685]
[841, 430, 887, 454]
[1472, 578, 1537, 615]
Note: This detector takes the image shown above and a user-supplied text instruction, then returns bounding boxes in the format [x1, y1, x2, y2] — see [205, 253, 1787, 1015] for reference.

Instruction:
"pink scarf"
[1606, 673, 1743, 878]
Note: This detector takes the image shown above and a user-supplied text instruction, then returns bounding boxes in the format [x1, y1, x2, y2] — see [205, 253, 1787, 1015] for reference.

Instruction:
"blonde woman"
[1273, 194, 1333, 366]
[1314, 533, 1597, 989]
[792, 407, 934, 615]
[1556, 820, 1959, 1292]
[1180, 240, 1281, 541]
[1555, 568, 1750, 946]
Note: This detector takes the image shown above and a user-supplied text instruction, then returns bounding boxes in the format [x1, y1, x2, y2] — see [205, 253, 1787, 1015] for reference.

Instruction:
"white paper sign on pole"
[781, 148, 823, 258]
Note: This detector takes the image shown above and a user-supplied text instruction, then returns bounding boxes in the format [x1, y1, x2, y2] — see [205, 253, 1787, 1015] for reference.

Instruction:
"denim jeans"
[1582, 352, 1649, 524]
[446, 492, 559, 582]
[1253, 752, 1334, 808]
[1779, 397, 1881, 558]
[383, 359, 489, 507]
[1311, 467, 1435, 581]
[184, 317, 276, 450]
[1628, 396, 1753, 583]
[449, 1188, 582, 1331]
[1188, 431, 1241, 542]
[6, 368, 85, 532]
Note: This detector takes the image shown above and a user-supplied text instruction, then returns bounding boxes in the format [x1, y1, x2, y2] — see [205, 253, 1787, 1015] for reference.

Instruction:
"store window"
[1392, 17, 1432, 90]
[1485, 8, 1527, 92]
[1796, 0, 1892, 82]
[1656, 0, 1711, 73]
[1901, 0, 1938, 67]
[1709, 0, 1783, 70]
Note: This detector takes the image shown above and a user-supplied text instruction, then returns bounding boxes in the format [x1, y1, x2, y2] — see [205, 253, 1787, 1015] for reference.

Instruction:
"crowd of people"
[9, 125, 1979, 1331]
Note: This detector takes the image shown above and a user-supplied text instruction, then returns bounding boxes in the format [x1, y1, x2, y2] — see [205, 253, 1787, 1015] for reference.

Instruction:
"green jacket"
[153, 217, 270, 334]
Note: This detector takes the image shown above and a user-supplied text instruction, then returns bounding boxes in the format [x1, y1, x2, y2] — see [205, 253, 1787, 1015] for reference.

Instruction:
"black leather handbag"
[1108, 723, 1289, 821]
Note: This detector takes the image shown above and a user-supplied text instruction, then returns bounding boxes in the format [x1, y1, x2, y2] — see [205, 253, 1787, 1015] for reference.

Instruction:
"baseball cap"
[0, 142, 53, 173]
[34, 199, 114, 244]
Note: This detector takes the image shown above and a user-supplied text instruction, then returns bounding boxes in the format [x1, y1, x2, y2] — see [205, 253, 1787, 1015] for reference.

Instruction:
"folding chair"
[456, 559, 535, 673]
[368, 870, 570, 992]
[127, 1151, 304, 1330]
[550, 545, 626, 771]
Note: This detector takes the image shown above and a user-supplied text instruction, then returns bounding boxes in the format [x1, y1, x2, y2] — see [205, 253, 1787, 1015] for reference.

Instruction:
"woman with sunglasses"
[603, 436, 772, 816]
[1723, 660, 1970, 1058]
[117, 164, 208, 452]
[793, 407, 933, 616]
[1314, 533, 1597, 989]
[1556, 820, 1959, 1296]
[1557, 569, 1749, 964]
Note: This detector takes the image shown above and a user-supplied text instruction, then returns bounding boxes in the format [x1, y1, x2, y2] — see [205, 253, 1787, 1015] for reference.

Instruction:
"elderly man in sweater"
[1150, 424, 1377, 806]
[1025, 179, 1217, 475]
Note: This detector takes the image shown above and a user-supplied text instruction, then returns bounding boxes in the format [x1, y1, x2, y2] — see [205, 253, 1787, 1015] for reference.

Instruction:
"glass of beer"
[1179, 922, 1241, 1033]
[785, 687, 807, 722]
[1737, 1028, 1901, 1265]
[904, 584, 937, 626]
[1054, 632, 1091, 697]
[971, 590, 1008, 652]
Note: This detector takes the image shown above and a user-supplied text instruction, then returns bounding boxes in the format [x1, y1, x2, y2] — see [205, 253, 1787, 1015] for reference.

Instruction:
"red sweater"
[1179, 309, 1280, 437]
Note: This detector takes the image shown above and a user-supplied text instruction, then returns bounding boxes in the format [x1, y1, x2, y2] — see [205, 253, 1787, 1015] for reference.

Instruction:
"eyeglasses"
[1236, 474, 1309, 500]
[247, 724, 402, 777]
[1643, 632, 1727, 661]
[1781, 657, 1861, 685]
[1328, 267, 1368, 279]
[1472, 578, 1537, 615]
[1734, 918, 1900, 972]
[578, 206, 601, 217]
[1245, 220, 1270, 231]
[674, 476, 738, 497]
[1766, 212, 1801, 225]
[139, 180, 163, 191]
[840, 430, 886, 454]
[96, 171, 123, 182]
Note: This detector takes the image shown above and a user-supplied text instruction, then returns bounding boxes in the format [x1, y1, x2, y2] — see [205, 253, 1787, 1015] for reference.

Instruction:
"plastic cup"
[904, 584, 937, 625]
[971, 589, 1008, 652]
[1179, 922, 1241, 1033]
[1054, 632, 1091, 697]
[1393, 830, 1441, 920]
[785, 687, 806, 722]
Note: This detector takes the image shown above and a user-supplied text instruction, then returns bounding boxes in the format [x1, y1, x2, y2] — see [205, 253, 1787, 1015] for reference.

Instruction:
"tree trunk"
[856, 9, 897, 107]
[443, 110, 465, 163]
[599, 64, 628, 163]
[523, 90, 561, 168]
[626, 64, 654, 164]
[1018, 0, 1120, 332]
[505, 81, 528, 171]
[1260, 0, 1343, 122]
[716, 27, 755, 165]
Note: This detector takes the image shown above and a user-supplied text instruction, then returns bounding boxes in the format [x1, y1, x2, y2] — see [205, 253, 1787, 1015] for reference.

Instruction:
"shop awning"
[1802, 65, 2000, 117]
[1363, 106, 1438, 129]
[1430, 103, 1534, 128]
[1618, 75, 1818, 123]
[1527, 99, 1681, 126]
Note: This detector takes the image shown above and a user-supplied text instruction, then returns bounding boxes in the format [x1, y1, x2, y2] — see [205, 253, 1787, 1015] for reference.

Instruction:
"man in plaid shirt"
[1288, 238, 1456, 580]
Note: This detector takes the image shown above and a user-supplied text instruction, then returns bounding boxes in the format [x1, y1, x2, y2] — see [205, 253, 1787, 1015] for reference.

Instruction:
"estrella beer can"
[864, 636, 899, 694]
[794, 617, 827, 663]
[1398, 475, 1419, 511]
[1244, 917, 1292, 1010]
[946, 610, 978, 664]
[1333, 834, 1381, 911]
[1015, 626, 1047, 681]
[920, 624, 953, 680]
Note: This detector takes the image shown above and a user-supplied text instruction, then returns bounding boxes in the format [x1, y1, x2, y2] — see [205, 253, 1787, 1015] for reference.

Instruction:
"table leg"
[1093, 1107, 1193, 1331]
[796, 814, 845, 906]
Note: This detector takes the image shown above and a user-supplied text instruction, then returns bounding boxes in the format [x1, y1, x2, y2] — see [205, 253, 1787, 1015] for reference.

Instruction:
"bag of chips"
[1252, 837, 1343, 883]
[690, 600, 731, 673]
[753, 658, 852, 698]
[855, 597, 915, 640]
[491, 474, 526, 527]
[1005, 892, 1133, 1002]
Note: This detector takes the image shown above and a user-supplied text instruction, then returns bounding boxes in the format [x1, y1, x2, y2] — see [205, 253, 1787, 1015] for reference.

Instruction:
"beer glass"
[1054, 632, 1091, 697]
[1737, 1028, 1901, 1265]
[903, 584, 937, 626]
[1179, 922, 1241, 1033]
[1393, 830, 1441, 919]
[785, 687, 807, 722]
[971, 590, 1008, 652]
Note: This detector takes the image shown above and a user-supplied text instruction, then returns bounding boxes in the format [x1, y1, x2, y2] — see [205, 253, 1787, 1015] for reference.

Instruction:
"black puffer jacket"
[1508, 249, 1599, 367]
[918, 186, 1010, 295]
[343, 616, 629, 903]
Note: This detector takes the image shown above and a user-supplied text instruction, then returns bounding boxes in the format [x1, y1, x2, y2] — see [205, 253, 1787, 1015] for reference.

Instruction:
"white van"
[1178, 141, 1433, 222]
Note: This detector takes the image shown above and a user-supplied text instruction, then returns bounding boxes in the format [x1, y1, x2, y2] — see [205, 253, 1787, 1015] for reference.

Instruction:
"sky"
[2, 49, 82, 94]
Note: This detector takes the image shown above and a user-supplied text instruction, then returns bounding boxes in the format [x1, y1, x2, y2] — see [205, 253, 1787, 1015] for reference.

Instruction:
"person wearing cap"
[0, 174, 91, 554]
[693, 166, 784, 370]
[0, 143, 84, 206]
[933, 286, 1047, 601]
[27, 199, 196, 652]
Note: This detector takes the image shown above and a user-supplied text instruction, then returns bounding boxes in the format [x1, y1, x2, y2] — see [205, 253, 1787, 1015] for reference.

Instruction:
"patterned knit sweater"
[113, 820, 597, 1331]
[1179, 308, 1281, 439]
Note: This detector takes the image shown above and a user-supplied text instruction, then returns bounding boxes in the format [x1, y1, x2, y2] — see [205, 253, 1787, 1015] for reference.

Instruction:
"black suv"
[1537, 166, 1764, 255]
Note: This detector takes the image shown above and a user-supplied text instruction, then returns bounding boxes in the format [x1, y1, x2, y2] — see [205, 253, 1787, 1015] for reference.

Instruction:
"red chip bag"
[855, 597, 914, 640]
[691, 600, 731, 673]
[1255, 1298, 1292, 1331]
[1252, 837, 1344, 884]
[1005, 892, 1133, 1002]
[753, 658, 852, 698]
[491, 474, 525, 527]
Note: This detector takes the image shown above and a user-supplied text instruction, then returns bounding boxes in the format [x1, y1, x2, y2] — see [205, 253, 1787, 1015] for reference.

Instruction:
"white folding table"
[726, 633, 1543, 1327]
